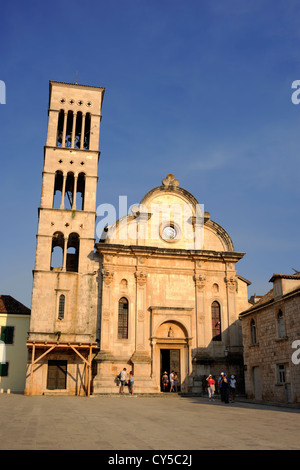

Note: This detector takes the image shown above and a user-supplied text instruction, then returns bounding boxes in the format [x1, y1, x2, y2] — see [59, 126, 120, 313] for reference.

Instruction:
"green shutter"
[1, 327, 14, 344]
[0, 362, 9, 377]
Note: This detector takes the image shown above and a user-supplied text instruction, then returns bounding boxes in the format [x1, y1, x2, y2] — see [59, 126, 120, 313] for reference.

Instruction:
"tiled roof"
[0, 295, 31, 315]
[240, 288, 274, 316]
[269, 273, 300, 282]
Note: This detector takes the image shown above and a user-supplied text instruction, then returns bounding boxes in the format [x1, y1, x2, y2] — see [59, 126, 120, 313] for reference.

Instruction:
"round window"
[162, 225, 177, 240]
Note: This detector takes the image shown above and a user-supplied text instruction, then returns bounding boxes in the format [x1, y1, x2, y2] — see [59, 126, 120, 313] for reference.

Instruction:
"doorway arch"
[153, 320, 190, 393]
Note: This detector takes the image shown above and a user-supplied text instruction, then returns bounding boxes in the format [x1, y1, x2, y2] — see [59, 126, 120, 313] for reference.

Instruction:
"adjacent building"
[240, 273, 300, 404]
[0, 295, 31, 392]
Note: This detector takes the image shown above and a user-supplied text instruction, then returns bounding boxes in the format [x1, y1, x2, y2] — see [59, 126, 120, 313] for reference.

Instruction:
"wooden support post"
[87, 345, 92, 397]
[30, 343, 35, 396]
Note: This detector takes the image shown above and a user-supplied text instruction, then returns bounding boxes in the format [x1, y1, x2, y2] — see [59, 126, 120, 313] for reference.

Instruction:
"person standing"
[119, 367, 127, 394]
[220, 372, 230, 403]
[128, 371, 134, 395]
[206, 374, 215, 401]
[218, 372, 225, 401]
[230, 375, 236, 402]
[162, 371, 169, 392]
[169, 370, 175, 392]
[173, 372, 178, 393]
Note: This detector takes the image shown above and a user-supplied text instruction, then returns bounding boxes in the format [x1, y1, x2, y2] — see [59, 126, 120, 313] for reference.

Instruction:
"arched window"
[118, 297, 129, 339]
[251, 319, 257, 344]
[65, 111, 74, 148]
[64, 172, 75, 210]
[58, 294, 65, 320]
[66, 233, 79, 272]
[76, 172, 85, 210]
[211, 301, 221, 341]
[277, 310, 285, 338]
[75, 111, 83, 149]
[51, 232, 64, 270]
[53, 170, 63, 208]
[56, 110, 65, 147]
[84, 113, 91, 149]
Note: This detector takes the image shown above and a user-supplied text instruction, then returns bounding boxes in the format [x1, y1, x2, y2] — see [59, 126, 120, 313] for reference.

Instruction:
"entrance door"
[252, 366, 262, 400]
[160, 349, 180, 391]
[47, 360, 67, 390]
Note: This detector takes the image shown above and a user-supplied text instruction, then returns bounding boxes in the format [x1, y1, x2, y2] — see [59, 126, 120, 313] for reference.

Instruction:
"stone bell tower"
[25, 81, 105, 396]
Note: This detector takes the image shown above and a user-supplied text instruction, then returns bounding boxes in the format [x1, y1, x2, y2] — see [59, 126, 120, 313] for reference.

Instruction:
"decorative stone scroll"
[135, 271, 148, 287]
[102, 268, 114, 286]
[225, 276, 238, 292]
[194, 274, 206, 291]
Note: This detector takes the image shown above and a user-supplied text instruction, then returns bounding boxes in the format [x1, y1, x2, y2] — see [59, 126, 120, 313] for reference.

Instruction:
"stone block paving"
[0, 393, 299, 450]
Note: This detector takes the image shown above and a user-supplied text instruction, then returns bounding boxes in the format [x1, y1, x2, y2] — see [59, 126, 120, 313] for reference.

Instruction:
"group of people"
[117, 367, 236, 400]
[206, 372, 237, 403]
[161, 370, 178, 392]
[118, 368, 134, 395]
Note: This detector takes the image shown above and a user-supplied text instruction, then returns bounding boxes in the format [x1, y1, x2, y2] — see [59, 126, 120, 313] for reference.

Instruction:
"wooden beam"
[70, 345, 89, 366]
[32, 345, 56, 365]
[30, 343, 35, 396]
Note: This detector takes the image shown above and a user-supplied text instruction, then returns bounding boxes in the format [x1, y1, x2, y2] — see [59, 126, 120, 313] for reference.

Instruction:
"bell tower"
[25, 81, 105, 395]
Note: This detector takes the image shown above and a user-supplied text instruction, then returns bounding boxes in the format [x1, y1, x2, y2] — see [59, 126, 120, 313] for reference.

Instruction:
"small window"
[251, 319, 257, 344]
[0, 326, 14, 344]
[58, 294, 65, 320]
[277, 310, 285, 338]
[0, 362, 9, 377]
[118, 297, 129, 339]
[277, 364, 286, 384]
[211, 301, 221, 341]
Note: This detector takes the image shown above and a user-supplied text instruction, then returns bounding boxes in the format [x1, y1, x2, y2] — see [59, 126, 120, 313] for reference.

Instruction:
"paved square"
[0, 394, 299, 450]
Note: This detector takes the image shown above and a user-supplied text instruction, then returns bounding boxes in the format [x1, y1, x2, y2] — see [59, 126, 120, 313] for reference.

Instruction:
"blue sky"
[1, 0, 300, 308]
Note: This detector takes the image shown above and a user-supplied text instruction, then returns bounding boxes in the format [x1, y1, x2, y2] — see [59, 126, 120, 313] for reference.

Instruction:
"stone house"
[240, 273, 300, 404]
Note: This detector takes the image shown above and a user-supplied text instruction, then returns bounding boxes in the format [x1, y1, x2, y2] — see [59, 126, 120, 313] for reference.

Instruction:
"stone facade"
[240, 274, 300, 404]
[93, 175, 251, 394]
[25, 81, 251, 396]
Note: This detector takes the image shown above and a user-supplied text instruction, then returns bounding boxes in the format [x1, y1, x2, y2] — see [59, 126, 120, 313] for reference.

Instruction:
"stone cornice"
[95, 242, 245, 262]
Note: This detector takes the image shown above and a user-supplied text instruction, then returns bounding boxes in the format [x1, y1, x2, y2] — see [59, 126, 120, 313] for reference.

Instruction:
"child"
[128, 371, 134, 395]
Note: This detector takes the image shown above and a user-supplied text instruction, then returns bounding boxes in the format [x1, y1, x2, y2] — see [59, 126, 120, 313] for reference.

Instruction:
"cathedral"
[24, 81, 250, 396]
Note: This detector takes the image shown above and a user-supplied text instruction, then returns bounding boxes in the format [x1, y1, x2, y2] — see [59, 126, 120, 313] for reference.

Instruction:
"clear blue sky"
[1, 0, 300, 308]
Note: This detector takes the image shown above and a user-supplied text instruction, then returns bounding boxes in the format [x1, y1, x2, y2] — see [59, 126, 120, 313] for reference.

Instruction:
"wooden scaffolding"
[26, 341, 98, 396]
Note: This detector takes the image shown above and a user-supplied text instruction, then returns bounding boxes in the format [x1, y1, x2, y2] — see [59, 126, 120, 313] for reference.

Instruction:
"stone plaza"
[0, 393, 299, 451]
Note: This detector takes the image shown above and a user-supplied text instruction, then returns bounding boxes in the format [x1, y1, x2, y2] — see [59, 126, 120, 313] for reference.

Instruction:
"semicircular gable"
[204, 219, 234, 252]
[99, 174, 235, 253]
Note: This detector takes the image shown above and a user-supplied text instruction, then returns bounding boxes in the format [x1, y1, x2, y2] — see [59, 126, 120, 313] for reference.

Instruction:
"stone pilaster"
[194, 273, 206, 348]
